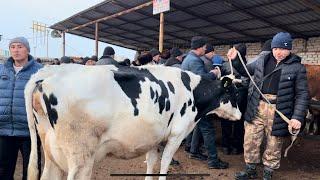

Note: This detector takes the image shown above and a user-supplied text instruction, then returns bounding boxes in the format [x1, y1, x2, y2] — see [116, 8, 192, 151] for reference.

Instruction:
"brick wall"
[214, 37, 320, 65]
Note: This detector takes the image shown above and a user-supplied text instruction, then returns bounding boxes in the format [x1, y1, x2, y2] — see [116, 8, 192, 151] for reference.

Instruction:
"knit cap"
[9, 37, 30, 52]
[271, 32, 292, 50]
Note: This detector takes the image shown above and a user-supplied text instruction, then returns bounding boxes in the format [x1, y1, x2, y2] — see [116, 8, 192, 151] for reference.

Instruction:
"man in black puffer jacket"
[232, 32, 309, 180]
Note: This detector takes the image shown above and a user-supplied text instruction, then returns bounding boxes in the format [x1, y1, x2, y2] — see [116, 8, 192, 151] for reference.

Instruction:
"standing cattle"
[25, 64, 241, 180]
[304, 64, 320, 135]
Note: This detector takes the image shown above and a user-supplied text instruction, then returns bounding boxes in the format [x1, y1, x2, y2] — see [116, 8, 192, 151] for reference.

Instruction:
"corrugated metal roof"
[50, 0, 320, 50]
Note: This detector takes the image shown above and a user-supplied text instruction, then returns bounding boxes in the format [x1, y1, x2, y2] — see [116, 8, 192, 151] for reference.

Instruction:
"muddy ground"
[14, 135, 320, 180]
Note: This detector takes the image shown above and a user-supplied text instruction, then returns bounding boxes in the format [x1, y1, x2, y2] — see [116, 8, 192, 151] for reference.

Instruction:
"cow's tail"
[25, 66, 57, 180]
[25, 79, 40, 180]
[25, 77, 45, 180]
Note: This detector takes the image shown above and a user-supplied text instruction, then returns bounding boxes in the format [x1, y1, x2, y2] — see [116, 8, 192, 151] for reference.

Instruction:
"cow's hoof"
[170, 158, 180, 166]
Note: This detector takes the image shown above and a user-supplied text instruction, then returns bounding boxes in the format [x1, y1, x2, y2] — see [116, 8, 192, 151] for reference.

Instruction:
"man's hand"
[227, 47, 237, 60]
[210, 66, 221, 79]
[290, 119, 301, 129]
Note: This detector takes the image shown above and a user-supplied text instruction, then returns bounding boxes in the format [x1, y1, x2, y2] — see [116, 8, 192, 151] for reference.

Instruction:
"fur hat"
[103, 46, 115, 56]
[149, 48, 160, 57]
[138, 52, 153, 65]
[271, 32, 292, 50]
[191, 36, 208, 50]
[60, 56, 71, 64]
[9, 37, 30, 52]
[90, 55, 98, 62]
[205, 43, 214, 54]
[170, 47, 182, 57]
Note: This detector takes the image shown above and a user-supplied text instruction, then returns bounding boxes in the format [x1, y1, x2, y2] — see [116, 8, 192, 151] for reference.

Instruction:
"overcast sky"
[0, 0, 136, 60]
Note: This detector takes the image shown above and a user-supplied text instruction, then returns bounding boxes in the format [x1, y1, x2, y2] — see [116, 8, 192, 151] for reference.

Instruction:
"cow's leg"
[145, 148, 158, 180]
[159, 131, 189, 180]
[304, 110, 312, 135]
[41, 157, 63, 180]
[313, 114, 318, 135]
[305, 121, 311, 135]
[159, 135, 185, 180]
[158, 115, 196, 180]
[67, 156, 95, 180]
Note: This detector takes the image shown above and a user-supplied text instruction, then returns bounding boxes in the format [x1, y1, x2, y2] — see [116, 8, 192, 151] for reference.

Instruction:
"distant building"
[0, 48, 10, 63]
[0, 48, 10, 57]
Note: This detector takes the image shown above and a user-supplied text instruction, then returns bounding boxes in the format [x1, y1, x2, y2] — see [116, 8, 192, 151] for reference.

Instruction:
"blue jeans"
[190, 116, 218, 162]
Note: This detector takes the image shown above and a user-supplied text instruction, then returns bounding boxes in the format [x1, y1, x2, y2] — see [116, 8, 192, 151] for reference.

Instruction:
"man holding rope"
[230, 32, 309, 180]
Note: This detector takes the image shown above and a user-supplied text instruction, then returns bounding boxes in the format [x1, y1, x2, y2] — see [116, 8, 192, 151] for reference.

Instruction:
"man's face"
[272, 48, 290, 61]
[153, 54, 160, 62]
[205, 52, 214, 59]
[176, 55, 183, 62]
[199, 45, 206, 56]
[85, 60, 96, 66]
[9, 43, 29, 62]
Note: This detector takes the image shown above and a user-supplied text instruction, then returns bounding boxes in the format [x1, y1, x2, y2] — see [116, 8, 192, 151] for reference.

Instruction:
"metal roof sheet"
[50, 0, 320, 50]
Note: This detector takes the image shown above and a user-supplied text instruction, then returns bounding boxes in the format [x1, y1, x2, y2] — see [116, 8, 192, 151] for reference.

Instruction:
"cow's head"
[206, 76, 241, 121]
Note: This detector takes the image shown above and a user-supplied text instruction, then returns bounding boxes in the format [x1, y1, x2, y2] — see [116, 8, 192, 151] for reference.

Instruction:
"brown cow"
[304, 64, 320, 135]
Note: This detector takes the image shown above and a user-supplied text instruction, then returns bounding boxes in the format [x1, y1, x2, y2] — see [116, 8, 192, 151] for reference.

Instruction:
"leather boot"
[234, 163, 258, 180]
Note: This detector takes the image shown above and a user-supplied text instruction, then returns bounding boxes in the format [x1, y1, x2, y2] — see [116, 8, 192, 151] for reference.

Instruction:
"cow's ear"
[221, 76, 232, 88]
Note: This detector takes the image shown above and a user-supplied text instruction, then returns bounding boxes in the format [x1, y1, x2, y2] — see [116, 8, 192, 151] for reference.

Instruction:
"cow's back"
[44, 65, 199, 125]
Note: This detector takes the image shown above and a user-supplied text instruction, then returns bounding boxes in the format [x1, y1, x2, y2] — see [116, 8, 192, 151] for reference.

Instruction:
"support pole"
[159, 12, 164, 53]
[95, 22, 99, 57]
[62, 32, 65, 56]
[46, 29, 49, 58]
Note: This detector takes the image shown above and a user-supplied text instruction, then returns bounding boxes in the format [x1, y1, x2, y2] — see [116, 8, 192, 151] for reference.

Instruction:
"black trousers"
[221, 119, 244, 150]
[0, 136, 31, 180]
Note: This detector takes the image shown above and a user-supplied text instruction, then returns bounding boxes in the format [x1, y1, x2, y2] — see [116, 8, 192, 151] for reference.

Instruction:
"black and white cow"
[25, 64, 241, 180]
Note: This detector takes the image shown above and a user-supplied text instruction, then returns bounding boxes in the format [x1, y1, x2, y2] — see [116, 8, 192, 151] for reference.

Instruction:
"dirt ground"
[14, 135, 320, 180]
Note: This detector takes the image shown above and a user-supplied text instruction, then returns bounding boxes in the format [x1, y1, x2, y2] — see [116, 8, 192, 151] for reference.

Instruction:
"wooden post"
[159, 12, 164, 53]
[62, 32, 65, 56]
[95, 22, 99, 57]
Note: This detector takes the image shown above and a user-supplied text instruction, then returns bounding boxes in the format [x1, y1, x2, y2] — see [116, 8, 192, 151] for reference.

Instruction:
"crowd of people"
[0, 31, 309, 180]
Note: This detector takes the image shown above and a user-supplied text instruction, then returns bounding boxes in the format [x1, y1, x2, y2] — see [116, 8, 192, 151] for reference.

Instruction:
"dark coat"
[164, 57, 181, 67]
[96, 55, 118, 65]
[237, 52, 309, 136]
[200, 56, 214, 72]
